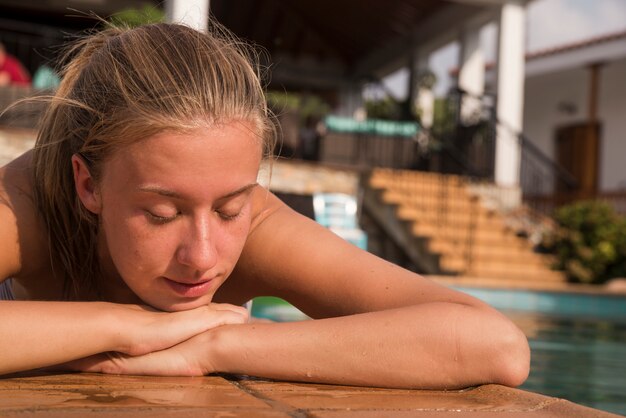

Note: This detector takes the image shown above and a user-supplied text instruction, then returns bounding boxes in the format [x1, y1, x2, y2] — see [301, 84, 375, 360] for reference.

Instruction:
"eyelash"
[217, 210, 243, 222]
[146, 211, 180, 224]
[145, 210, 243, 224]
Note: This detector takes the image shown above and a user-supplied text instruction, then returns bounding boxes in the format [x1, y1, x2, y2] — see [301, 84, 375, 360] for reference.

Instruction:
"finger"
[165, 305, 247, 338]
[127, 304, 249, 356]
[204, 303, 250, 321]
[203, 306, 249, 327]
[170, 304, 246, 326]
[208, 303, 250, 315]
[103, 351, 197, 376]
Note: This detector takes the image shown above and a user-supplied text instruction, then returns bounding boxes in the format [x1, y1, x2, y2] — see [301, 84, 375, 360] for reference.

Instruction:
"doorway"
[554, 122, 601, 196]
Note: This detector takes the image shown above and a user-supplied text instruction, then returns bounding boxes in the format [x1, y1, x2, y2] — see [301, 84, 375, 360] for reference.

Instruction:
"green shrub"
[266, 91, 330, 121]
[109, 5, 165, 28]
[543, 201, 626, 284]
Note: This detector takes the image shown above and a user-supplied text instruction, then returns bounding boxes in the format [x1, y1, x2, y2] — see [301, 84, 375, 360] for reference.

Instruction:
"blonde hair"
[31, 22, 276, 299]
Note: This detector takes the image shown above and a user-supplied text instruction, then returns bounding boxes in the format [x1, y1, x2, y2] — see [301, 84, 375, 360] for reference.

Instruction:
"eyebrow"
[138, 183, 258, 201]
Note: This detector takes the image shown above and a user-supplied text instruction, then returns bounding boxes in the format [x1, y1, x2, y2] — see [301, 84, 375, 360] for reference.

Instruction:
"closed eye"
[145, 210, 180, 224]
[216, 210, 243, 222]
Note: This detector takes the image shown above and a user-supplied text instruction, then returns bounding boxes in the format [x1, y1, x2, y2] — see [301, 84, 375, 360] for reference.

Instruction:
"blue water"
[500, 311, 626, 415]
[253, 290, 626, 415]
[454, 287, 626, 416]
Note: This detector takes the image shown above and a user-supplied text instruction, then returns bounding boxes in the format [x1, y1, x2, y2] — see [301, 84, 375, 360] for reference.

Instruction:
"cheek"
[102, 210, 176, 274]
[216, 217, 253, 264]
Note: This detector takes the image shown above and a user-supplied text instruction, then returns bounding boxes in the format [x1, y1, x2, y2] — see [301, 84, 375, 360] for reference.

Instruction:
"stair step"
[397, 208, 492, 225]
[427, 235, 531, 254]
[443, 248, 544, 263]
[440, 254, 552, 272]
[455, 232, 528, 244]
[397, 207, 505, 229]
[411, 223, 518, 241]
[441, 251, 552, 267]
[371, 169, 467, 186]
[383, 190, 473, 204]
[393, 196, 492, 209]
[375, 184, 469, 196]
[467, 245, 551, 259]
[394, 199, 490, 210]
[368, 168, 566, 284]
[465, 266, 566, 282]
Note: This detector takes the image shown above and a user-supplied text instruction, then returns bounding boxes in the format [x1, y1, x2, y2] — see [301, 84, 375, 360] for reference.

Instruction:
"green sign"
[324, 115, 420, 137]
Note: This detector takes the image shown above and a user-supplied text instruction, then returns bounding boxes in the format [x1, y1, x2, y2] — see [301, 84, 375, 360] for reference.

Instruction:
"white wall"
[522, 57, 626, 192]
[522, 66, 587, 160]
[598, 57, 626, 190]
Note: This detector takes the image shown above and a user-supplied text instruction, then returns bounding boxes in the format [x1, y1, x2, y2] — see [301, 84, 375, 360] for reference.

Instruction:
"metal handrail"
[447, 86, 579, 187]
[518, 133, 578, 191]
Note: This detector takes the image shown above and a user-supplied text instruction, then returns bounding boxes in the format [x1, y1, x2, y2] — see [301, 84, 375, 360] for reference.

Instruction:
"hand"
[66, 331, 217, 376]
[117, 303, 248, 356]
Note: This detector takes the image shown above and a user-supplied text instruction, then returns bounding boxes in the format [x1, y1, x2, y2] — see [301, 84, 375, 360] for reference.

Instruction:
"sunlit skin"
[0, 120, 530, 386]
[75, 121, 263, 312]
[0, 22, 531, 385]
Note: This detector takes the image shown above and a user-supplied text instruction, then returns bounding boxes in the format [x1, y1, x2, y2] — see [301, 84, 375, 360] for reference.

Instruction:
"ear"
[71, 154, 102, 215]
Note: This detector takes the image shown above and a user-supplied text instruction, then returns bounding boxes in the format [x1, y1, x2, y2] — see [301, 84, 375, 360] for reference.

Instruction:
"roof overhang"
[526, 31, 626, 77]
[211, 0, 503, 91]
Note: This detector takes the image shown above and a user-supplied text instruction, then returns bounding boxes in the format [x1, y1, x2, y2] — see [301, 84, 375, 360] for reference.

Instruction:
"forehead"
[101, 122, 262, 200]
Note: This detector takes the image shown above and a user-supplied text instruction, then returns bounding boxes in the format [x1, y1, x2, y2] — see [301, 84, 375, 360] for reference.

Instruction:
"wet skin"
[73, 121, 263, 312]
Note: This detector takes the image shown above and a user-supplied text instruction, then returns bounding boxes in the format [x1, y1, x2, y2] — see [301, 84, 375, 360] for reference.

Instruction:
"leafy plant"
[364, 97, 402, 120]
[266, 91, 330, 121]
[542, 201, 626, 284]
[431, 97, 457, 136]
[109, 4, 165, 28]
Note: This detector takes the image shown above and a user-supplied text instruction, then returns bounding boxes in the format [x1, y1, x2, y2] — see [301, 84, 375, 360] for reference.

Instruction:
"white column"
[414, 52, 434, 129]
[165, 0, 210, 32]
[494, 0, 525, 188]
[417, 88, 434, 129]
[458, 25, 485, 125]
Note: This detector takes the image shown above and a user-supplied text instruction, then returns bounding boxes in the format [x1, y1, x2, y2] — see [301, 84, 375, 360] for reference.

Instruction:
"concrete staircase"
[366, 168, 565, 284]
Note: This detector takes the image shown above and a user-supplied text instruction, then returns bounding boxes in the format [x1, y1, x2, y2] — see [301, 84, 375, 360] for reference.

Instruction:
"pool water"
[506, 310, 626, 416]
[252, 291, 626, 416]
[455, 286, 626, 416]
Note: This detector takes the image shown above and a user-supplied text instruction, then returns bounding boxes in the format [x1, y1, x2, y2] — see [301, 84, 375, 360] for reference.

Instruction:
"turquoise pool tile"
[452, 286, 626, 319]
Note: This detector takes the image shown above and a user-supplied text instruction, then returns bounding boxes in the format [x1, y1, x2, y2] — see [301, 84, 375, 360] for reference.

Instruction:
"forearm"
[0, 301, 127, 375]
[209, 302, 530, 389]
[0, 300, 249, 376]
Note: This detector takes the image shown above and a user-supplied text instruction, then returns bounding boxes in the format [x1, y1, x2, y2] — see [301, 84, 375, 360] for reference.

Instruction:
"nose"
[176, 215, 218, 273]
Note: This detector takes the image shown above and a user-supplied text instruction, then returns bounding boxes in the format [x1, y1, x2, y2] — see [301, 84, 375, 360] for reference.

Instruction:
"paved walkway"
[0, 373, 619, 417]
[0, 127, 36, 167]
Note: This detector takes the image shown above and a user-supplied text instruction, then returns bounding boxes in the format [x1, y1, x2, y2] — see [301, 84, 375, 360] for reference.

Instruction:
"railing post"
[465, 192, 478, 274]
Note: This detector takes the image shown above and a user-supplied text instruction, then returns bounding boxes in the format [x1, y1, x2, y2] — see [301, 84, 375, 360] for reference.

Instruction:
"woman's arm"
[208, 304, 527, 389]
[70, 301, 528, 389]
[0, 300, 248, 376]
[216, 193, 529, 388]
[83, 192, 529, 388]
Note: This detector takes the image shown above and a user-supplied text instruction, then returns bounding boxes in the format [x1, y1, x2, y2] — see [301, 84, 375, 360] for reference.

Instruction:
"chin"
[142, 295, 214, 312]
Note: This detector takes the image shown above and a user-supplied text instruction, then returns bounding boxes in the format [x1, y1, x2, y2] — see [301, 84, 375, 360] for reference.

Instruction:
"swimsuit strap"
[0, 279, 14, 301]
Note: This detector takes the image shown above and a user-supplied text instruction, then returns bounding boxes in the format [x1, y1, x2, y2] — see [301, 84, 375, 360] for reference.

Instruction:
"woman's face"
[92, 121, 262, 311]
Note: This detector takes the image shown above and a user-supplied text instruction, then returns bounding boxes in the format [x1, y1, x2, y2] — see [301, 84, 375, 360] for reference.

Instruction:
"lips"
[163, 277, 215, 298]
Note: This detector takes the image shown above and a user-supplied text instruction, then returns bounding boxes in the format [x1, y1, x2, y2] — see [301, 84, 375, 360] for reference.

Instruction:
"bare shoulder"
[221, 187, 479, 317]
[0, 152, 49, 282]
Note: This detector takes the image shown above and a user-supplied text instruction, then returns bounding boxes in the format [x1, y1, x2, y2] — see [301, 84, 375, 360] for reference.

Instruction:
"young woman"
[0, 22, 530, 388]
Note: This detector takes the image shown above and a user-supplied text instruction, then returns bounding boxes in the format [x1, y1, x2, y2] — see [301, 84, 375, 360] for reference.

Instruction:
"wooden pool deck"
[0, 373, 620, 417]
